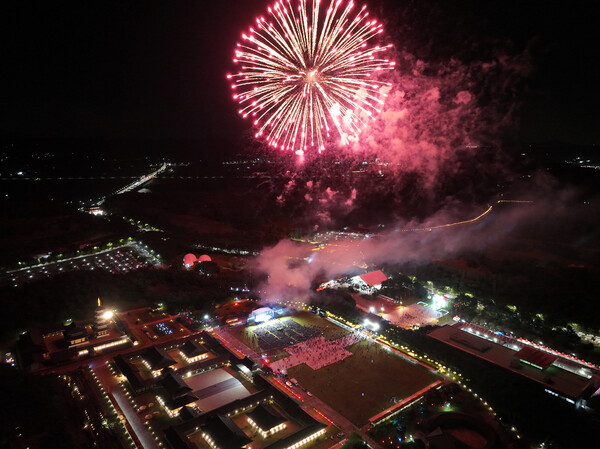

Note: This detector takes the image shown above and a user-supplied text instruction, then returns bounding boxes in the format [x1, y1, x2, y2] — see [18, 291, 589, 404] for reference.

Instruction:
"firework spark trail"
[228, 0, 395, 155]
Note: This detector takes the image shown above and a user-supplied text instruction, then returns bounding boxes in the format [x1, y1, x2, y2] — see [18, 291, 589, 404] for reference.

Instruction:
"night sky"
[2, 0, 599, 157]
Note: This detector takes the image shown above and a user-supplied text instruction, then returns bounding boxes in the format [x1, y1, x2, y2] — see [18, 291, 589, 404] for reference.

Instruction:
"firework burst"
[228, 0, 395, 155]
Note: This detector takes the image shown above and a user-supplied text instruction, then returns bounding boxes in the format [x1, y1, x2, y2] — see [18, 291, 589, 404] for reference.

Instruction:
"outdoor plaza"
[270, 330, 365, 371]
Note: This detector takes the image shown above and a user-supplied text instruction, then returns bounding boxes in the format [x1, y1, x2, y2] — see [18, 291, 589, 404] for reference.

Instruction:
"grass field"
[287, 339, 441, 426]
[436, 314, 455, 325]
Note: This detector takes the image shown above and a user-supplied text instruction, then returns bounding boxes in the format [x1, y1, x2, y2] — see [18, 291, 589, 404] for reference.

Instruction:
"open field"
[287, 339, 441, 426]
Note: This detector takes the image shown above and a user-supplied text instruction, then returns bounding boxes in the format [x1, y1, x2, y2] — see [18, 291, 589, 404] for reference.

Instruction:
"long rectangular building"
[428, 323, 599, 405]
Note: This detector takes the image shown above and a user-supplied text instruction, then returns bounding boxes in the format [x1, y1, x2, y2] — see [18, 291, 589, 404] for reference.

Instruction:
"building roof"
[358, 270, 388, 286]
[264, 421, 326, 449]
[63, 322, 88, 340]
[179, 405, 201, 421]
[449, 328, 491, 353]
[246, 404, 286, 431]
[516, 346, 558, 370]
[236, 363, 253, 378]
[165, 427, 197, 449]
[429, 325, 595, 400]
[144, 346, 176, 370]
[249, 307, 273, 319]
[160, 370, 193, 398]
[183, 253, 197, 266]
[203, 415, 252, 449]
[164, 392, 200, 410]
[180, 340, 207, 358]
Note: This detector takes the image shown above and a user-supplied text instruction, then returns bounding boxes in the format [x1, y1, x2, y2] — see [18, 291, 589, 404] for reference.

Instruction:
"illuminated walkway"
[93, 363, 160, 449]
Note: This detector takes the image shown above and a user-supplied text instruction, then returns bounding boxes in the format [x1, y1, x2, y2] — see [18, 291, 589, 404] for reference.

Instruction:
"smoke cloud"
[354, 49, 531, 179]
[264, 42, 532, 230]
[253, 183, 588, 303]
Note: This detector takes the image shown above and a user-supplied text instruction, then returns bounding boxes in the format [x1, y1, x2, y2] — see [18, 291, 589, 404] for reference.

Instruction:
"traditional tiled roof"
[202, 415, 251, 449]
[246, 404, 286, 431]
[144, 346, 176, 370]
[160, 370, 193, 397]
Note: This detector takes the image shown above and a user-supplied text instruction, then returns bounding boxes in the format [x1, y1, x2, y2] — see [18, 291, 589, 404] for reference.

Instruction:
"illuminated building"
[63, 322, 88, 347]
[183, 253, 198, 269]
[183, 253, 211, 269]
[15, 299, 130, 369]
[92, 297, 110, 338]
[180, 340, 209, 364]
[110, 331, 329, 449]
[246, 404, 287, 437]
[351, 270, 388, 293]
[248, 307, 275, 323]
[429, 323, 600, 406]
[165, 386, 327, 449]
[201, 415, 252, 449]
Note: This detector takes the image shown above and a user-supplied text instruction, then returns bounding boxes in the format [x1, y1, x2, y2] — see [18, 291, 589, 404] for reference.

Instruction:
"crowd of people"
[271, 330, 366, 371]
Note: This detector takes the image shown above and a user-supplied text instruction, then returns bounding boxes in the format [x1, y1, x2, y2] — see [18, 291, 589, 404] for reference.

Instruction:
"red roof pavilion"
[359, 270, 388, 287]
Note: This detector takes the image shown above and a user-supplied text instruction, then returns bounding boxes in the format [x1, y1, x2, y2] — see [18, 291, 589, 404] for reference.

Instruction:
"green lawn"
[287, 339, 441, 426]
[436, 314, 455, 325]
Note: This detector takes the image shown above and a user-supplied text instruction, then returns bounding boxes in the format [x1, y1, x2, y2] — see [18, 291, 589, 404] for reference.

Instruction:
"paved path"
[211, 327, 262, 362]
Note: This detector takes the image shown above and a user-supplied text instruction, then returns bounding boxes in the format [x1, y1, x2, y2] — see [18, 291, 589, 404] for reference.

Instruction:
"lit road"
[113, 162, 168, 195]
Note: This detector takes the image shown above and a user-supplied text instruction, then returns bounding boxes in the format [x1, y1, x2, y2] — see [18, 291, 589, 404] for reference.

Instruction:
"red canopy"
[359, 270, 388, 286]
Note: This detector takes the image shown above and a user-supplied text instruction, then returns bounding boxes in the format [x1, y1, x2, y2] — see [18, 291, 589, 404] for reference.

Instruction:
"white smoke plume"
[253, 179, 589, 303]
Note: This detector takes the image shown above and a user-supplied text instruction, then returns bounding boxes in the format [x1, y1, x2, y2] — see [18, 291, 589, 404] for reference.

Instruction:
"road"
[114, 162, 168, 195]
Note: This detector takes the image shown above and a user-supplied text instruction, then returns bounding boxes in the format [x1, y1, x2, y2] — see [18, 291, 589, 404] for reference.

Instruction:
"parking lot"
[1, 243, 161, 286]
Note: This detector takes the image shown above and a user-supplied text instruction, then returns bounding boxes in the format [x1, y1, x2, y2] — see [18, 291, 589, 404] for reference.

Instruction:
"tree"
[310, 289, 357, 317]
[370, 421, 397, 440]
[414, 282, 428, 300]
